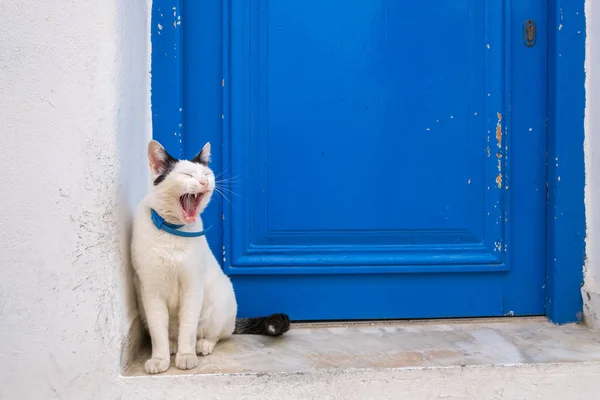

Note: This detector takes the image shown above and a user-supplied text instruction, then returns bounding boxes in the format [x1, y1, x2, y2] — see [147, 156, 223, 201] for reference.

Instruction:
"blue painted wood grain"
[220, 0, 546, 320]
[150, 0, 584, 322]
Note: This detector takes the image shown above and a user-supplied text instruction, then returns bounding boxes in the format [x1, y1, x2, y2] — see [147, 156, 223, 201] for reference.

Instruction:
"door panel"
[183, 0, 547, 319]
[230, 0, 508, 272]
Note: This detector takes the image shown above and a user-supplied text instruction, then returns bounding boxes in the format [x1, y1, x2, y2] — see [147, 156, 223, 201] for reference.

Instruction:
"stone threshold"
[120, 317, 600, 399]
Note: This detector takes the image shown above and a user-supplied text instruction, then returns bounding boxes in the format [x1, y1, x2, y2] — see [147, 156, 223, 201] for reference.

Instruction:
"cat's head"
[147, 140, 214, 225]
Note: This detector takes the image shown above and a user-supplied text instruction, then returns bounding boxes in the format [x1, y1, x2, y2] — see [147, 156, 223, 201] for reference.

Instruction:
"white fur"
[131, 141, 237, 374]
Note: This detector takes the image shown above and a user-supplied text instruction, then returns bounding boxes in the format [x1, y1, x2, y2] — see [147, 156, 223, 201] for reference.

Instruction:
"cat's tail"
[233, 313, 291, 336]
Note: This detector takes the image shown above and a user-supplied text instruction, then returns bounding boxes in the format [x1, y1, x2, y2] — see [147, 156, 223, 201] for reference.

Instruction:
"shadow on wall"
[115, 0, 152, 372]
[117, 192, 146, 371]
[116, 116, 152, 370]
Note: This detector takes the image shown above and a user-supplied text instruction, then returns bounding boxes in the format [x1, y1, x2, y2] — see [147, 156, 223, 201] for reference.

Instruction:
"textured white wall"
[0, 0, 150, 398]
[584, 0, 600, 329]
[0, 0, 598, 398]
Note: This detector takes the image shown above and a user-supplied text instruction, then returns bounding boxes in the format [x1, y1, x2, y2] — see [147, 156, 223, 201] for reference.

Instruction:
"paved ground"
[126, 317, 600, 375]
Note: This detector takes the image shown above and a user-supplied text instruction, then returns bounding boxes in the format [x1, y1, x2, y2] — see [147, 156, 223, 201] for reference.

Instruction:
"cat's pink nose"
[198, 178, 208, 188]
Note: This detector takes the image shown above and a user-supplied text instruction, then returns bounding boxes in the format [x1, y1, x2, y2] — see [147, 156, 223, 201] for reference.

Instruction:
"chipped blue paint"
[546, 0, 586, 324]
[152, 0, 225, 263]
[151, 0, 183, 158]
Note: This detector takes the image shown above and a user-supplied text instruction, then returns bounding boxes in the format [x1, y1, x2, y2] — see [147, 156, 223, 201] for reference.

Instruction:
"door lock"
[524, 20, 536, 47]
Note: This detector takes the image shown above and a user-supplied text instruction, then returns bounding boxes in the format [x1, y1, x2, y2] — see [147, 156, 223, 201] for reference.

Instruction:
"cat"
[131, 140, 290, 374]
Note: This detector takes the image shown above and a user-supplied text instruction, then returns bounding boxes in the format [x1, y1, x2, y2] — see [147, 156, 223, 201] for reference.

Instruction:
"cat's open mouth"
[180, 192, 204, 223]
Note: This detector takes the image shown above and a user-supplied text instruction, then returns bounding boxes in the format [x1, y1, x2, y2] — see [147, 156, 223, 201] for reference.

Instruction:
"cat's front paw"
[144, 357, 170, 374]
[175, 353, 198, 370]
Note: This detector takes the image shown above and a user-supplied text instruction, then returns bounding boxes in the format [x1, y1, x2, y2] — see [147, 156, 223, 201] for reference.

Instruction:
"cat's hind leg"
[195, 338, 217, 356]
[196, 308, 235, 356]
[195, 313, 228, 356]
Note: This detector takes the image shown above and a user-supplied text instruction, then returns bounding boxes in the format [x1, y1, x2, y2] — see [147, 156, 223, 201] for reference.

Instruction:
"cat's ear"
[192, 142, 211, 166]
[148, 140, 175, 175]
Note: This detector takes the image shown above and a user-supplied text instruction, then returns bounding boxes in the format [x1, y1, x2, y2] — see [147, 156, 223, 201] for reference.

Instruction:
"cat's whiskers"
[215, 179, 242, 185]
[213, 187, 232, 204]
[214, 171, 245, 184]
[216, 186, 241, 197]
[214, 166, 232, 179]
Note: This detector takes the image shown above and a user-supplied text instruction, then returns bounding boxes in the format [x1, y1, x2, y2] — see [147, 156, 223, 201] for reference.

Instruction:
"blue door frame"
[150, 0, 586, 324]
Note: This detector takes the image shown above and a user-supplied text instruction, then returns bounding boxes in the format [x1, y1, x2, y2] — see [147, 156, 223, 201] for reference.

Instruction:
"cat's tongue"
[181, 194, 199, 223]
[183, 211, 197, 223]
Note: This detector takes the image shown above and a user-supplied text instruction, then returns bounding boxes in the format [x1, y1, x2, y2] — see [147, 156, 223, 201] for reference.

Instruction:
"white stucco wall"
[0, 0, 150, 398]
[584, 0, 600, 329]
[0, 0, 598, 398]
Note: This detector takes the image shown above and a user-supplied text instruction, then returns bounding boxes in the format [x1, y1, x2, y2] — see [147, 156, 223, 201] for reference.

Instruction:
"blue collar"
[150, 209, 213, 238]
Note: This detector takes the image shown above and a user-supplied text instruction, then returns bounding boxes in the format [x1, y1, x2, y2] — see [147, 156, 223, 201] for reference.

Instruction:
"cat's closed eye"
[180, 172, 193, 177]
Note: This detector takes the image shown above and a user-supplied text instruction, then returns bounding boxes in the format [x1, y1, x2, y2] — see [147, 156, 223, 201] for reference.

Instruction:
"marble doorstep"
[124, 317, 600, 376]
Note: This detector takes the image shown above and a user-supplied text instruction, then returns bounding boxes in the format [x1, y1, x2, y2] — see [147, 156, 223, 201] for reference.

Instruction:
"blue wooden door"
[180, 0, 547, 320]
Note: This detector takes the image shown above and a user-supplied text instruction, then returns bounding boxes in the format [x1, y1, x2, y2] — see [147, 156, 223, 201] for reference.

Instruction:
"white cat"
[131, 140, 290, 374]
